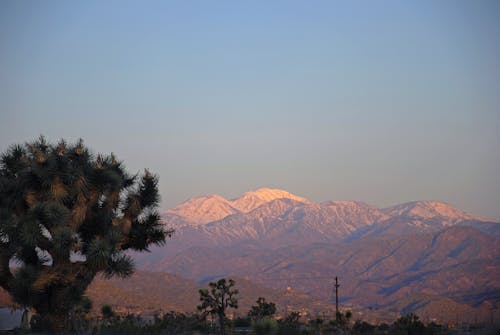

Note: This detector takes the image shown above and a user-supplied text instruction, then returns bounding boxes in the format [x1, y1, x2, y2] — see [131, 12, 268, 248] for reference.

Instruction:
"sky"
[1, 1, 499, 219]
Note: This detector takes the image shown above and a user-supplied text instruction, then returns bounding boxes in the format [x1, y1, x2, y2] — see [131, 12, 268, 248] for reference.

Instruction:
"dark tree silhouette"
[101, 304, 115, 320]
[277, 311, 301, 335]
[0, 137, 172, 332]
[248, 297, 277, 320]
[197, 278, 238, 335]
[392, 313, 425, 335]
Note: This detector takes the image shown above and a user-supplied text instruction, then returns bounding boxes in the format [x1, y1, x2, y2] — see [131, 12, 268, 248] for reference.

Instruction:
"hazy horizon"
[1, 1, 499, 220]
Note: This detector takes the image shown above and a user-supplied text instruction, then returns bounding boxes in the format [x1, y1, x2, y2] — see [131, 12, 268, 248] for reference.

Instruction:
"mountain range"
[136, 188, 500, 323]
[142, 188, 498, 255]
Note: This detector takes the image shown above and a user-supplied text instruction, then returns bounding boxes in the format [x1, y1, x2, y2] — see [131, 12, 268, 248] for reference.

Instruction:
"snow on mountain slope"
[162, 189, 498, 245]
[164, 188, 311, 226]
[162, 198, 388, 250]
[382, 201, 487, 223]
[164, 194, 238, 225]
[321, 201, 389, 229]
[230, 188, 311, 213]
[203, 198, 310, 242]
[346, 201, 496, 240]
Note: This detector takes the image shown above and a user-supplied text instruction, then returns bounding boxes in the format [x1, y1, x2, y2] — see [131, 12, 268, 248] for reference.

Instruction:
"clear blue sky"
[1, 1, 499, 219]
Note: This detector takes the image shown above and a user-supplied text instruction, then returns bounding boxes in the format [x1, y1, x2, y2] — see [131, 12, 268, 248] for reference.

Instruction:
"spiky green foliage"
[198, 278, 238, 335]
[0, 136, 172, 332]
[248, 297, 277, 321]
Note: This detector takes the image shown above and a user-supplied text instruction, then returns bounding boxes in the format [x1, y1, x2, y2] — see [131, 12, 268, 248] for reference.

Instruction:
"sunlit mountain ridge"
[161, 188, 497, 250]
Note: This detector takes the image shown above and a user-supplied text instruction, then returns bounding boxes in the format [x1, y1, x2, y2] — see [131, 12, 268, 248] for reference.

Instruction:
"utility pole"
[335, 276, 340, 322]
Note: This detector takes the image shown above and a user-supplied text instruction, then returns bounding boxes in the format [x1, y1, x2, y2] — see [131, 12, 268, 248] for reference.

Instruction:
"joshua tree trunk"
[33, 298, 70, 333]
[218, 311, 225, 335]
[32, 277, 90, 333]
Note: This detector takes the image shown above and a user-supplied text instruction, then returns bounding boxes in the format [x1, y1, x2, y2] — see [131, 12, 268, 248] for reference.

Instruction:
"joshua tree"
[198, 278, 238, 335]
[0, 137, 172, 332]
[248, 297, 277, 321]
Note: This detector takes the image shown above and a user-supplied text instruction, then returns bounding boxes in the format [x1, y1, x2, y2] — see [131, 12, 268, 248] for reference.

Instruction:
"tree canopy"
[0, 136, 172, 332]
[198, 278, 238, 335]
[248, 297, 276, 321]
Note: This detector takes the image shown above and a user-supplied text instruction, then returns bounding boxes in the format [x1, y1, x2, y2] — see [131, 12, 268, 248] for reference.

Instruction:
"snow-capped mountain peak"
[230, 188, 311, 213]
[165, 194, 238, 225]
[382, 201, 486, 222]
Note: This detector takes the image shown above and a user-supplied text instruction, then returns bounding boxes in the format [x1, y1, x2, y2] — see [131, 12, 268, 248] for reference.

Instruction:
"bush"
[101, 305, 116, 319]
[392, 313, 425, 335]
[352, 320, 376, 334]
[277, 312, 302, 335]
[233, 316, 252, 328]
[95, 312, 210, 335]
[253, 317, 279, 335]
